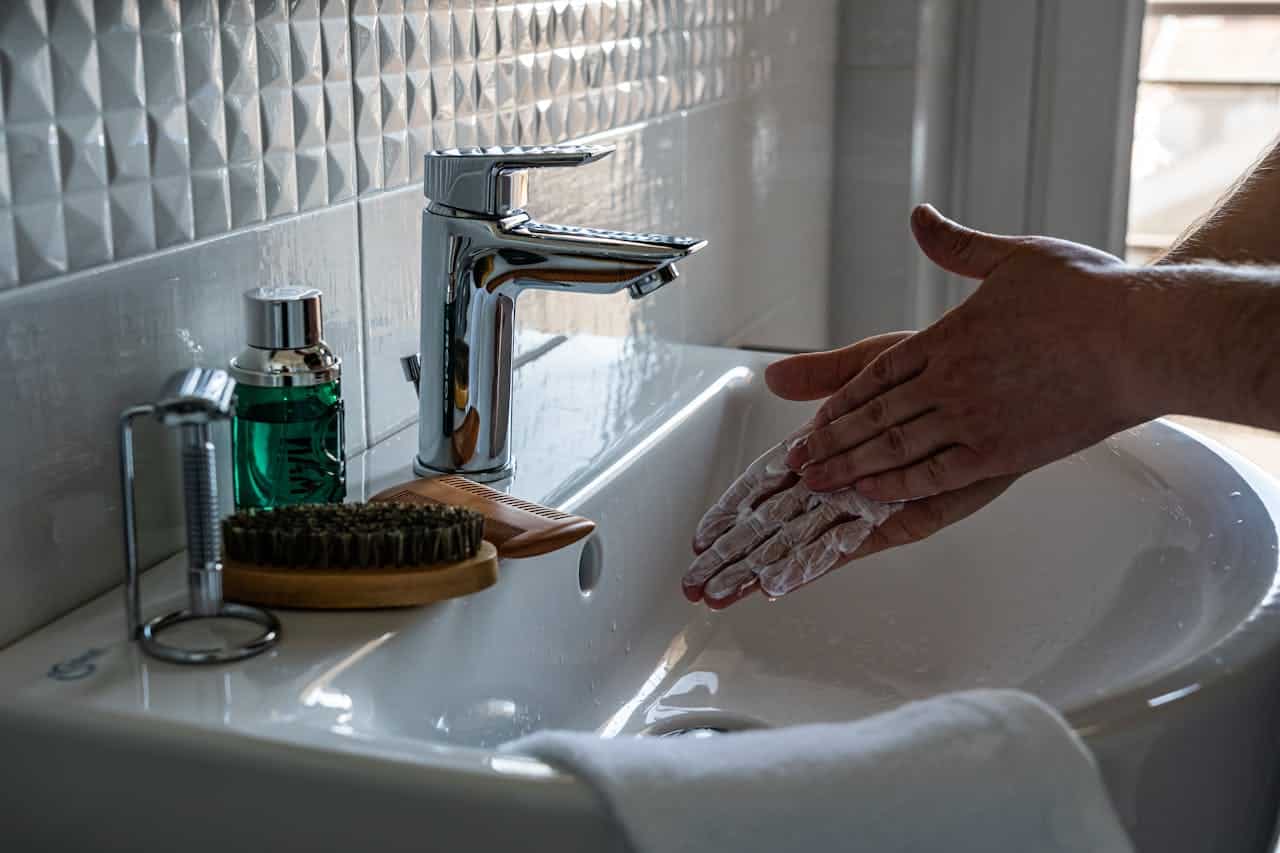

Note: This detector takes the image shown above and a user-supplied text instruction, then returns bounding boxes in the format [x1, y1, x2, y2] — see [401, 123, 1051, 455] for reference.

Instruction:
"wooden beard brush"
[221, 503, 498, 609]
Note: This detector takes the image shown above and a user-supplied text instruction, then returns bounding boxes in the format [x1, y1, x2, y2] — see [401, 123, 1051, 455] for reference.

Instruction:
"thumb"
[911, 204, 1020, 279]
[765, 331, 913, 401]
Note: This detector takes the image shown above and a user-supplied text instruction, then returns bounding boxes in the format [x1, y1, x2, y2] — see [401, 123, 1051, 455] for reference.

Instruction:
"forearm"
[1127, 263, 1280, 431]
[1157, 136, 1280, 265]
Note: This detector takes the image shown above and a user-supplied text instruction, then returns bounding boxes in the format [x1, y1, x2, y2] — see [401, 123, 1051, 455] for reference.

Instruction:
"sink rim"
[1044, 418, 1280, 738]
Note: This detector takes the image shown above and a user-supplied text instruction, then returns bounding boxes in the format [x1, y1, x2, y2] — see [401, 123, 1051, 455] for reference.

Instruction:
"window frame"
[924, 0, 1144, 320]
[1125, 2, 1280, 260]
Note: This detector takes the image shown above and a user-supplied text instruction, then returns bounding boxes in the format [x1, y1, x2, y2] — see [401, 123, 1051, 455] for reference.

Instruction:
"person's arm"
[1158, 135, 1280, 265]
[782, 205, 1280, 505]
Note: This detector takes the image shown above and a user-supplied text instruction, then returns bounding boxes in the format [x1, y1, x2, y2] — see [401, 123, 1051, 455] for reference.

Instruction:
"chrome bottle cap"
[244, 286, 324, 350]
[231, 286, 340, 388]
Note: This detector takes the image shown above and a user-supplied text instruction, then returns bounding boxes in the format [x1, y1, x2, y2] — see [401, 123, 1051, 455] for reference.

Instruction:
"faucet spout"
[415, 146, 707, 482]
[467, 216, 705, 297]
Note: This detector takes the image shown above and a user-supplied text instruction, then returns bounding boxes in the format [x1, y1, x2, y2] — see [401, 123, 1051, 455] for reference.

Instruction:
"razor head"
[153, 368, 237, 425]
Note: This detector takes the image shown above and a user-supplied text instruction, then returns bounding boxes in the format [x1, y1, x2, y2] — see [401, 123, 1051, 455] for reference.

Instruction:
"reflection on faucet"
[415, 145, 707, 482]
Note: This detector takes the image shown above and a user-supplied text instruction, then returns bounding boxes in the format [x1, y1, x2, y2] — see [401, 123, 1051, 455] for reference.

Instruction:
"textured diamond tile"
[323, 80, 355, 199]
[0, 4, 56, 122]
[151, 173, 195, 247]
[8, 122, 62, 204]
[49, 0, 102, 117]
[13, 199, 68, 279]
[0, 0, 796, 285]
[190, 167, 231, 237]
[295, 146, 328, 209]
[62, 188, 112, 267]
[262, 149, 299, 217]
[107, 179, 155, 257]
[227, 160, 265, 226]
[56, 115, 108, 192]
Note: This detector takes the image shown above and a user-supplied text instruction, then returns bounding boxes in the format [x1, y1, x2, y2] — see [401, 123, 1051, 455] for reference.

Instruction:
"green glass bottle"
[230, 287, 346, 510]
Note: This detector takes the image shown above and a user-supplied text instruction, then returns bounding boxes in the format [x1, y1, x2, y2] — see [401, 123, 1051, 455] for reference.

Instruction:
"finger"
[814, 339, 927, 429]
[705, 488, 899, 603]
[756, 516, 882, 598]
[738, 483, 891, 571]
[703, 562, 760, 609]
[765, 332, 914, 402]
[692, 441, 796, 552]
[803, 412, 954, 493]
[853, 443, 987, 501]
[739, 493, 841, 571]
[682, 486, 809, 601]
[911, 204, 1021, 280]
[851, 475, 1017, 559]
[790, 383, 932, 470]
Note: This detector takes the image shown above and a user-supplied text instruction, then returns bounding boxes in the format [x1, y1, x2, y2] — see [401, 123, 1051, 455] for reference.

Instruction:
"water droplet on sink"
[611, 620, 617, 632]
[625, 641, 632, 654]
[1230, 491, 1242, 498]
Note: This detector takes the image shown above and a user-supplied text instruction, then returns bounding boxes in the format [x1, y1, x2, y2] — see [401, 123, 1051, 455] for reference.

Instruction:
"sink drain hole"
[578, 534, 603, 596]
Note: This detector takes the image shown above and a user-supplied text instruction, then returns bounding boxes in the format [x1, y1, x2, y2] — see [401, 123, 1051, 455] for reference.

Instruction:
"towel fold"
[505, 689, 1133, 853]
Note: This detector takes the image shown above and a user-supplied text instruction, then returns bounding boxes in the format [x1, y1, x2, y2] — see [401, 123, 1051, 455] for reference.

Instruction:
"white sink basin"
[4, 336, 1280, 852]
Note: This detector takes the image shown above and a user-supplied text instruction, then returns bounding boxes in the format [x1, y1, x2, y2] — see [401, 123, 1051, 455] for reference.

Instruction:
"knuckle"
[972, 432, 1000, 458]
[950, 226, 976, 260]
[864, 396, 888, 427]
[870, 350, 895, 384]
[873, 469, 905, 498]
[829, 453, 859, 486]
[807, 427, 831, 460]
[822, 387, 854, 422]
[924, 454, 948, 488]
[828, 453, 855, 482]
[886, 426, 908, 460]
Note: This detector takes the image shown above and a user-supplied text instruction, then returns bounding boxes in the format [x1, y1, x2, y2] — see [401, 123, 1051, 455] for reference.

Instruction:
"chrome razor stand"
[119, 368, 280, 665]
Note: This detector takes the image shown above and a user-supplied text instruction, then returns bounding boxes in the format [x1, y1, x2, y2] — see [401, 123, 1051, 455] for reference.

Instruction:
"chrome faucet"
[411, 145, 706, 482]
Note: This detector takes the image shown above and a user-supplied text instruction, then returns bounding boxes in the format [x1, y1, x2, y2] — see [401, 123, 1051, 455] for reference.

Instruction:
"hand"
[684, 436, 900, 608]
[686, 333, 1010, 609]
[686, 452, 1016, 608]
[787, 204, 1147, 502]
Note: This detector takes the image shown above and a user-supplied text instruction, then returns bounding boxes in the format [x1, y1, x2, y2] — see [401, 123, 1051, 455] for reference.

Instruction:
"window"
[1126, 1, 1280, 263]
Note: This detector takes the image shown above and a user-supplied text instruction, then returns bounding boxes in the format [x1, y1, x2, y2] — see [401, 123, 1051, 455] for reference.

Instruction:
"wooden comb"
[369, 475, 595, 558]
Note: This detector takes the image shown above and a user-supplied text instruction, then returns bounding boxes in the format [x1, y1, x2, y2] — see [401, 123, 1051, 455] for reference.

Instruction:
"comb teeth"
[439, 475, 569, 519]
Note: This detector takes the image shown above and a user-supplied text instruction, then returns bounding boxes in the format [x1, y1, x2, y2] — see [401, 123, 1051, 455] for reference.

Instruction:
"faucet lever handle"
[424, 144, 615, 216]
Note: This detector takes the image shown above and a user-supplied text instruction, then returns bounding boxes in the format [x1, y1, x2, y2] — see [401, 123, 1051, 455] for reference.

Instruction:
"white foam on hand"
[685, 426, 900, 605]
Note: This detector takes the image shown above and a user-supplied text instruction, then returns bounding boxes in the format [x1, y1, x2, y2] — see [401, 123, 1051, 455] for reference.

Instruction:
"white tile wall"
[0, 0, 839, 647]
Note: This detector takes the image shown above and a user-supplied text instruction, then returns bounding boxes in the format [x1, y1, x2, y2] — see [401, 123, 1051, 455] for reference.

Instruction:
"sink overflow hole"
[578, 535, 603, 596]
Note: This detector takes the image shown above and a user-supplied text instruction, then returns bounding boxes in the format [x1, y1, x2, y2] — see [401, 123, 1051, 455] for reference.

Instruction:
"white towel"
[504, 689, 1133, 853]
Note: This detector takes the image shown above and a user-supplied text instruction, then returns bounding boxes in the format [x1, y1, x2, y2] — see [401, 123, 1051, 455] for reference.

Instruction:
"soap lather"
[230, 286, 346, 510]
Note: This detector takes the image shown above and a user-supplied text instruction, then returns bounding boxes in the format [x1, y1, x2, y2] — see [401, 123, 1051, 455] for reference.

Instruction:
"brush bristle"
[222, 502, 486, 569]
